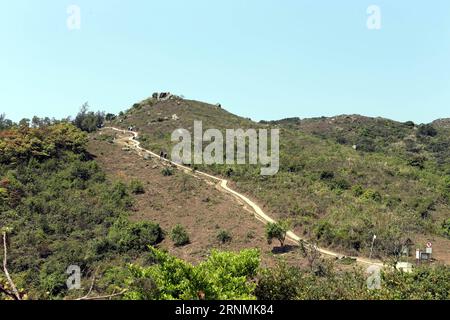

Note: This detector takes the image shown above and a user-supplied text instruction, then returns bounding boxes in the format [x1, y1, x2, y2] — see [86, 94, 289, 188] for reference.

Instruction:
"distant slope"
[269, 115, 450, 169]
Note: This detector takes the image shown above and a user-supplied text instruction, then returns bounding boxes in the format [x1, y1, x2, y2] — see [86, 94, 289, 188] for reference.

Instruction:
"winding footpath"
[103, 127, 384, 268]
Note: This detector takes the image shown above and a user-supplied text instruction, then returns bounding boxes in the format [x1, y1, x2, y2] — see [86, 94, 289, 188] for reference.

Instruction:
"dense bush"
[108, 220, 164, 252]
[255, 262, 303, 300]
[216, 230, 232, 244]
[124, 247, 259, 300]
[171, 225, 190, 247]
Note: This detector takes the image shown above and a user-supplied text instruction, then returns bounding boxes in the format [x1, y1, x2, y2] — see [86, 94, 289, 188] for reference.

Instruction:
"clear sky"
[1, 0, 449, 123]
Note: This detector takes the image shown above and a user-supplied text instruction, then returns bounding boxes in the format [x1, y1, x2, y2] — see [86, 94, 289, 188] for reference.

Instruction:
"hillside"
[1, 102, 450, 300]
[269, 115, 450, 169]
[111, 95, 450, 262]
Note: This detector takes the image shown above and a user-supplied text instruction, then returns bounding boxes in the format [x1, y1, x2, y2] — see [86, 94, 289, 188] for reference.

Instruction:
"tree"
[105, 113, 116, 121]
[266, 221, 289, 247]
[31, 116, 43, 128]
[18, 118, 30, 128]
[0, 114, 14, 130]
[73, 102, 105, 133]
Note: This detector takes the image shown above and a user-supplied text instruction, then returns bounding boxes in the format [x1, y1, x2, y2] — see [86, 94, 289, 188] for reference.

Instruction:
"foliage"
[170, 225, 190, 247]
[0, 123, 159, 299]
[124, 247, 259, 300]
[442, 219, 450, 238]
[255, 262, 450, 300]
[108, 219, 164, 252]
[417, 124, 438, 137]
[265, 221, 289, 247]
[0, 123, 88, 164]
[216, 230, 232, 244]
[73, 103, 105, 133]
[162, 167, 173, 176]
[105, 113, 117, 121]
[0, 114, 14, 130]
[129, 179, 145, 195]
[255, 262, 302, 300]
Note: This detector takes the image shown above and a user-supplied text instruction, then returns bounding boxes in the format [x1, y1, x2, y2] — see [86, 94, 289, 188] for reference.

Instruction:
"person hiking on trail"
[160, 151, 164, 159]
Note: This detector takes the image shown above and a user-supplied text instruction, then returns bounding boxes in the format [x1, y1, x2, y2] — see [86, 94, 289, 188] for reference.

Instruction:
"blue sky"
[1, 0, 449, 123]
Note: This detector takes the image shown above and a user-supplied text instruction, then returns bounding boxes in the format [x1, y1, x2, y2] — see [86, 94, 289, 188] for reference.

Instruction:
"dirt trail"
[104, 127, 384, 267]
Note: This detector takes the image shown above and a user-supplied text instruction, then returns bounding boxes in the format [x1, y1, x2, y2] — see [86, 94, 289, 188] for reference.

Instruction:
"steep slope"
[109, 96, 450, 263]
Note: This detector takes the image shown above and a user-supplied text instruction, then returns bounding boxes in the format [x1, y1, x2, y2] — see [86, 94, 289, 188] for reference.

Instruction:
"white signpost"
[426, 242, 432, 255]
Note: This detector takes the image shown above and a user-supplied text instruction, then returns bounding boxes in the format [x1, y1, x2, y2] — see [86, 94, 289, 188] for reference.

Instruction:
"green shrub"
[362, 189, 382, 202]
[162, 167, 173, 176]
[404, 121, 415, 128]
[171, 224, 190, 247]
[408, 155, 426, 169]
[320, 171, 334, 180]
[442, 177, 450, 202]
[313, 220, 334, 243]
[331, 178, 351, 191]
[125, 247, 260, 300]
[130, 179, 145, 194]
[217, 230, 232, 244]
[352, 185, 364, 197]
[109, 220, 164, 252]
